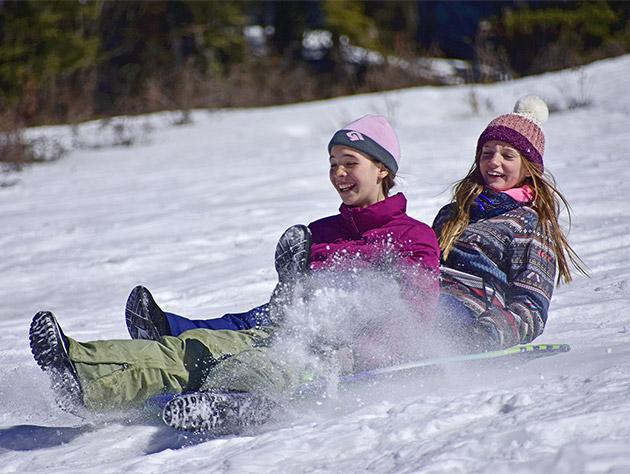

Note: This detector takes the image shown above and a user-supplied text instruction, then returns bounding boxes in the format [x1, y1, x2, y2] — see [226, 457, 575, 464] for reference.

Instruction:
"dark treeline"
[1, 0, 629, 128]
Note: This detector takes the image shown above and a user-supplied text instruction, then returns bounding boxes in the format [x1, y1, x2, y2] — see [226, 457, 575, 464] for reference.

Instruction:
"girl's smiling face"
[329, 145, 388, 208]
[479, 140, 530, 191]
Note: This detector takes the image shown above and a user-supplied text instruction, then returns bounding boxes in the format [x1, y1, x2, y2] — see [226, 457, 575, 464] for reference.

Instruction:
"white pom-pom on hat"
[513, 95, 549, 126]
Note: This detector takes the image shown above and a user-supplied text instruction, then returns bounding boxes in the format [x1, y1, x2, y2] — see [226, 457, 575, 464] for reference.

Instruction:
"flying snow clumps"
[267, 265, 439, 397]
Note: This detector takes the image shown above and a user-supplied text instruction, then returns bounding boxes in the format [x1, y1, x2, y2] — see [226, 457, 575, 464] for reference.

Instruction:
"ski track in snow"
[2, 56, 630, 473]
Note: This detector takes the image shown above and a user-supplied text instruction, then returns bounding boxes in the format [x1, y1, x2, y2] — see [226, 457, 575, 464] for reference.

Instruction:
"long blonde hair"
[438, 155, 587, 284]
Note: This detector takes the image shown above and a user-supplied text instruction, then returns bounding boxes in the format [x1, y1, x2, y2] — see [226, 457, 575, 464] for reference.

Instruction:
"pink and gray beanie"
[328, 114, 401, 174]
[476, 95, 549, 171]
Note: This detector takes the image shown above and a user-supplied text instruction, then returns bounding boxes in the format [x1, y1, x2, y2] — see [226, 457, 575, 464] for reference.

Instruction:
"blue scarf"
[469, 188, 524, 222]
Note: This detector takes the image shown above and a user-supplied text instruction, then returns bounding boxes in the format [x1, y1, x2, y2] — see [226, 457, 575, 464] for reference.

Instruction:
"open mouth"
[337, 183, 356, 193]
[487, 171, 505, 178]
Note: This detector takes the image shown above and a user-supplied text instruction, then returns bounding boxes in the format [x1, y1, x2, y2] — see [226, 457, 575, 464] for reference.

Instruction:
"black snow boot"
[29, 311, 84, 413]
[125, 285, 171, 340]
[274, 224, 312, 283]
[162, 390, 277, 434]
[269, 224, 312, 322]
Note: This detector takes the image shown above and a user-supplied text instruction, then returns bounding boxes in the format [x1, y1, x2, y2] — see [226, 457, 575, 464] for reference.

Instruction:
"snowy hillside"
[2, 55, 630, 473]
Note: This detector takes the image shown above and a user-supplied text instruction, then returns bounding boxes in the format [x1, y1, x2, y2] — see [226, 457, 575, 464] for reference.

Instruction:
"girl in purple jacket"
[28, 116, 440, 423]
[125, 115, 440, 339]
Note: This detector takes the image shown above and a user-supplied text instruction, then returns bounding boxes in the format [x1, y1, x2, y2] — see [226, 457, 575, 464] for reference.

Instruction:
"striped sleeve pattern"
[434, 203, 556, 349]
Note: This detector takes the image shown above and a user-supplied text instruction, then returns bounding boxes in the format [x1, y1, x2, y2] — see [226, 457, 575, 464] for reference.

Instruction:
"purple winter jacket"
[308, 193, 440, 319]
[165, 193, 441, 336]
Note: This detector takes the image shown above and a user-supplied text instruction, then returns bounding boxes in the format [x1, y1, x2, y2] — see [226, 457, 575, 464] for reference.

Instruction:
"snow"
[2, 55, 630, 473]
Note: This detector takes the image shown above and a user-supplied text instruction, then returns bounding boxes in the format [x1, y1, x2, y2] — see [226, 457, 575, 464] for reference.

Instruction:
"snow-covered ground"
[2, 56, 630, 473]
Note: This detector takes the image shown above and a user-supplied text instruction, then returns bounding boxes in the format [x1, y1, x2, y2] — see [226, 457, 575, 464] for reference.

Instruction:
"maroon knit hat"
[476, 95, 549, 171]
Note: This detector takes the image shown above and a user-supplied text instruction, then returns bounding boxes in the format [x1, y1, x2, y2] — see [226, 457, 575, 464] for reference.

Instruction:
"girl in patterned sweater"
[433, 96, 586, 353]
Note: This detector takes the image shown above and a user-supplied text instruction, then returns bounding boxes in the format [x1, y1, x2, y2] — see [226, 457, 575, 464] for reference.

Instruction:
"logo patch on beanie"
[346, 131, 364, 141]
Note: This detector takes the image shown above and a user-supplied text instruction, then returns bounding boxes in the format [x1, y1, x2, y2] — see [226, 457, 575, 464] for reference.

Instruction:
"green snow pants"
[67, 327, 273, 410]
[198, 345, 355, 396]
[199, 347, 308, 396]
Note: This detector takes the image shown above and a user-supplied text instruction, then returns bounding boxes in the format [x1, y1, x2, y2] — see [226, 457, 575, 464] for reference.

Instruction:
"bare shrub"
[467, 88, 495, 116]
[0, 122, 67, 174]
[472, 20, 513, 83]
[212, 57, 321, 107]
[546, 67, 593, 113]
[382, 94, 400, 128]
[565, 67, 593, 110]
[73, 117, 154, 150]
[468, 88, 480, 115]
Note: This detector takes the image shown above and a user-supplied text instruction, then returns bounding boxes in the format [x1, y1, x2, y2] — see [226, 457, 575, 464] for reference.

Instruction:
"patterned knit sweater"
[432, 188, 556, 349]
